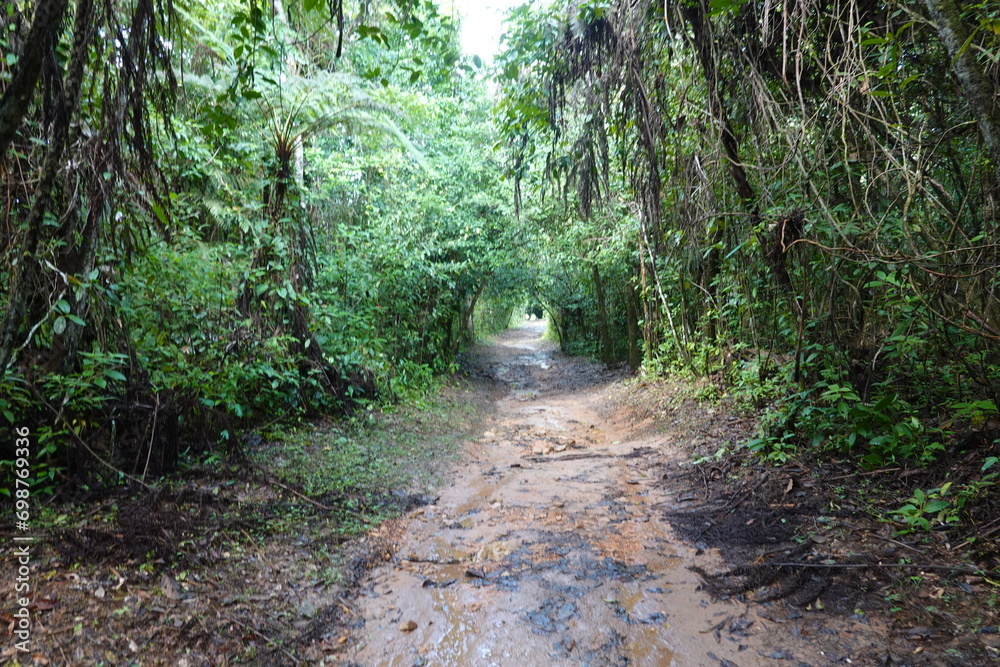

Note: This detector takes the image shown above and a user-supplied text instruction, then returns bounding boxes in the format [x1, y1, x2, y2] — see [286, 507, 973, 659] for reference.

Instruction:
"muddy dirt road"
[339, 322, 888, 666]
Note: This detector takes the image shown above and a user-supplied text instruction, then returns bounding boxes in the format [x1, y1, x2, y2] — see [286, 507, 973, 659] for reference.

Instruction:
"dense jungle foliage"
[3, 0, 1000, 523]
[495, 0, 1000, 488]
[0, 0, 532, 490]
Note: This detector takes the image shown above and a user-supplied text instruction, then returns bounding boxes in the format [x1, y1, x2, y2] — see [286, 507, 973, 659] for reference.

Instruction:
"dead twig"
[402, 557, 461, 565]
[831, 520, 927, 555]
[824, 467, 901, 481]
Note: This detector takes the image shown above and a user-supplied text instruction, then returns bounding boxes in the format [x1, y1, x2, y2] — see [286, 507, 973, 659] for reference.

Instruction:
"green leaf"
[150, 200, 170, 228]
[709, 0, 749, 16]
[105, 370, 127, 382]
[53, 316, 67, 335]
[923, 500, 950, 514]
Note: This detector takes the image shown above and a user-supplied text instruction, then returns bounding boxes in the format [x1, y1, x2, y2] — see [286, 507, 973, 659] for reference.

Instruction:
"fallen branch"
[257, 475, 335, 511]
[525, 453, 612, 463]
[824, 467, 901, 481]
[770, 561, 985, 575]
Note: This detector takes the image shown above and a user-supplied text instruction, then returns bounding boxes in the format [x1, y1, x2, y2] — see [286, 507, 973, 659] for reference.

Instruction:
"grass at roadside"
[0, 374, 493, 666]
[252, 376, 489, 535]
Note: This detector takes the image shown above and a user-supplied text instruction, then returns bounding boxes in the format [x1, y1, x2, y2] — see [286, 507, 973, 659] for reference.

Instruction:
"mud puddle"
[336, 322, 889, 666]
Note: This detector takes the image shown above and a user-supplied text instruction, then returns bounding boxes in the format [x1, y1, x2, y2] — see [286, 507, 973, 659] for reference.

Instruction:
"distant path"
[339, 321, 885, 666]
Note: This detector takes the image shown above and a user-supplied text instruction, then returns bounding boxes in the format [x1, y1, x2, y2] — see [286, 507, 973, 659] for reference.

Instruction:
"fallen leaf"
[707, 651, 737, 667]
[700, 616, 731, 634]
[160, 573, 181, 600]
[30, 598, 57, 611]
[728, 617, 754, 632]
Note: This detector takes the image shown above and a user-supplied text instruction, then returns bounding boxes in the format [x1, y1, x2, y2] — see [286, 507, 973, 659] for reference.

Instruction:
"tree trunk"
[682, 2, 756, 209]
[453, 280, 489, 356]
[638, 241, 655, 361]
[0, 0, 95, 371]
[682, 1, 760, 361]
[592, 264, 613, 365]
[924, 0, 1000, 174]
[0, 0, 70, 156]
[625, 278, 642, 371]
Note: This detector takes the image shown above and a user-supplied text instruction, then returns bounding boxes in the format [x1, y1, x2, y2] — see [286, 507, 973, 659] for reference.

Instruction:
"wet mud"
[336, 323, 892, 666]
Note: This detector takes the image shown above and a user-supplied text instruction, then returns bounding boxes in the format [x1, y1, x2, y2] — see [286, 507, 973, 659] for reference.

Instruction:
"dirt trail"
[339, 323, 886, 666]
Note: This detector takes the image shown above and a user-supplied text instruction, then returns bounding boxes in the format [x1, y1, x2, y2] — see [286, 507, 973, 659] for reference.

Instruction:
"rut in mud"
[336, 322, 890, 667]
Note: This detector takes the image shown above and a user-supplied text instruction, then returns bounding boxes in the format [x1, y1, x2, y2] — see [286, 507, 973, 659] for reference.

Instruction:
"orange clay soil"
[336, 322, 892, 667]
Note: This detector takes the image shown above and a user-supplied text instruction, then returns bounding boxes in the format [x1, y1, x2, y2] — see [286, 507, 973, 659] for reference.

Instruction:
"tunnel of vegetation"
[2, 0, 1000, 523]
